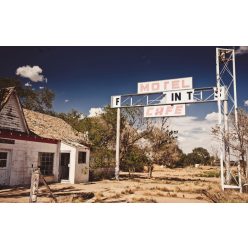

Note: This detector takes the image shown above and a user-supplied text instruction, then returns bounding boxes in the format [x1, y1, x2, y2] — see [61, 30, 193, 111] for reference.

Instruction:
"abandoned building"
[0, 87, 90, 186]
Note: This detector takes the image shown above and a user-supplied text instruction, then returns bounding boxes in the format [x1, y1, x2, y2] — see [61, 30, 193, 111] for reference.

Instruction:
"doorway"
[0, 150, 10, 185]
[60, 153, 70, 180]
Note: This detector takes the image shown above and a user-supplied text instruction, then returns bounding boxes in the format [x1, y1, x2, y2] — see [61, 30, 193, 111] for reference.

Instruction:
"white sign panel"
[162, 89, 194, 104]
[138, 77, 193, 94]
[111, 96, 121, 108]
[144, 104, 186, 118]
[213, 86, 227, 101]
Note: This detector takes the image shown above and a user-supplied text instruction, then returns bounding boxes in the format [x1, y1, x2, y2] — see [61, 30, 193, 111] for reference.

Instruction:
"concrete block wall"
[0, 139, 59, 186]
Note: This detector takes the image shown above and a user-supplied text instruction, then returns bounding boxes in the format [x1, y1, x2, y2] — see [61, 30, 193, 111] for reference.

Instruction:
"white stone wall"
[0, 139, 59, 186]
[0, 95, 26, 132]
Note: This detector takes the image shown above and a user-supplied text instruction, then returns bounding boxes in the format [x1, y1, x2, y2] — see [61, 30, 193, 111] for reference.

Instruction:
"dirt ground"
[1, 165, 248, 203]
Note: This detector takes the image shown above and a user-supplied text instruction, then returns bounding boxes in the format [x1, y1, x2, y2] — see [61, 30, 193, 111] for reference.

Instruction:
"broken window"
[78, 151, 86, 164]
[39, 153, 54, 176]
[0, 152, 8, 168]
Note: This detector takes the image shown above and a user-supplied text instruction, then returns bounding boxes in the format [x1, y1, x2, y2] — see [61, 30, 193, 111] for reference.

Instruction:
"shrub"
[89, 167, 115, 181]
[121, 146, 151, 173]
[198, 171, 220, 178]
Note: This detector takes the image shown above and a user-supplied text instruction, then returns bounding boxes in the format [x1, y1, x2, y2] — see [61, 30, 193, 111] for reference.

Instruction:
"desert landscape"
[1, 165, 247, 203]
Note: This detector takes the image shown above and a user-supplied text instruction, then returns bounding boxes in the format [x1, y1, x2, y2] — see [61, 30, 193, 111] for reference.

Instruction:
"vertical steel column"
[246, 147, 248, 179]
[232, 49, 238, 125]
[216, 48, 225, 190]
[232, 49, 242, 192]
[115, 107, 121, 180]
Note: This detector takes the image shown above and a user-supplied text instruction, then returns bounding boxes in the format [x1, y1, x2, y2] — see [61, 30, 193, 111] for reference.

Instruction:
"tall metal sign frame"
[111, 47, 242, 192]
[216, 48, 242, 192]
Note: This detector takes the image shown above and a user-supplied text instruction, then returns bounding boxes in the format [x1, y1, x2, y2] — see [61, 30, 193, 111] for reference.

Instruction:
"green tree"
[147, 118, 180, 173]
[192, 147, 210, 165]
[121, 145, 151, 176]
[182, 147, 211, 166]
[0, 77, 55, 113]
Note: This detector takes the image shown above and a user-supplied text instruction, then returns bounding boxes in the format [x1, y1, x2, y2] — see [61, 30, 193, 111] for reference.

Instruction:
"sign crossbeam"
[112, 86, 224, 108]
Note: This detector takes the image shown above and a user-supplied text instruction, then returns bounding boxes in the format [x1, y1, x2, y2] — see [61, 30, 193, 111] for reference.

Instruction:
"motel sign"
[138, 77, 192, 94]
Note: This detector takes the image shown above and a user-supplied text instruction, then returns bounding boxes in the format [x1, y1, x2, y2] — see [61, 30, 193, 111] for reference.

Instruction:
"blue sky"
[0, 46, 247, 117]
[0, 46, 247, 153]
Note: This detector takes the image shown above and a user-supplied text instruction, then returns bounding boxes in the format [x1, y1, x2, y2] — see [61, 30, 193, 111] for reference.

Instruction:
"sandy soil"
[0, 165, 247, 203]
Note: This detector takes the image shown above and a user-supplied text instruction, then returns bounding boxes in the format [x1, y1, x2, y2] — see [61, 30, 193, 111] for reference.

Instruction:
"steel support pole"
[246, 147, 248, 179]
[216, 48, 225, 190]
[232, 49, 238, 126]
[115, 107, 121, 180]
[232, 49, 242, 192]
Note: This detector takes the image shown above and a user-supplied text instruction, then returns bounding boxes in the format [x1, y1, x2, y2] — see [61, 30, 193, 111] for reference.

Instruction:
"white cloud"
[64, 99, 70, 103]
[24, 82, 32, 87]
[39, 86, 44, 90]
[235, 46, 248, 55]
[16, 65, 47, 82]
[205, 112, 219, 122]
[79, 114, 85, 120]
[168, 114, 218, 154]
[88, 107, 104, 117]
[244, 100, 248, 106]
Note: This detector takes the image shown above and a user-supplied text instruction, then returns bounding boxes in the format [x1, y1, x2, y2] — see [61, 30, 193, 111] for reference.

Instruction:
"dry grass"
[112, 193, 121, 199]
[131, 197, 157, 203]
[197, 171, 220, 178]
[96, 192, 104, 198]
[121, 188, 134, 195]
[156, 192, 165, 197]
[1, 165, 244, 203]
[167, 192, 178, 197]
[150, 186, 170, 192]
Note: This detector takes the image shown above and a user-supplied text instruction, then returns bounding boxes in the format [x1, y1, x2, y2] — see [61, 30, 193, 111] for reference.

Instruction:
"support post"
[246, 147, 248, 179]
[216, 48, 225, 190]
[233, 49, 242, 191]
[232, 49, 238, 125]
[115, 107, 121, 180]
[29, 168, 40, 203]
[238, 161, 242, 193]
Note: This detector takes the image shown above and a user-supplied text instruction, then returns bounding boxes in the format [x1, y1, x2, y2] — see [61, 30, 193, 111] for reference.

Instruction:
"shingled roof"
[0, 87, 15, 112]
[23, 109, 89, 146]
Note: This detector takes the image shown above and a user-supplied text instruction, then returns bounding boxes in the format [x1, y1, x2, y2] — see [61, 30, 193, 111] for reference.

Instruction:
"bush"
[120, 145, 151, 173]
[89, 167, 115, 181]
[120, 163, 145, 172]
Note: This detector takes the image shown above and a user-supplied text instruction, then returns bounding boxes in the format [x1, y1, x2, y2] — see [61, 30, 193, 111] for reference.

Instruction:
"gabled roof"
[0, 87, 89, 147]
[0, 87, 30, 134]
[23, 109, 89, 146]
[0, 87, 15, 112]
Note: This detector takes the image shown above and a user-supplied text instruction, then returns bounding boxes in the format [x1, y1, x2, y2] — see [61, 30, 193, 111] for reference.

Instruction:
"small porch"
[59, 141, 90, 184]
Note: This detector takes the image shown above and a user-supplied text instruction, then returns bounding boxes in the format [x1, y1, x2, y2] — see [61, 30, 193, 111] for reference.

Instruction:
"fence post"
[29, 168, 40, 203]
